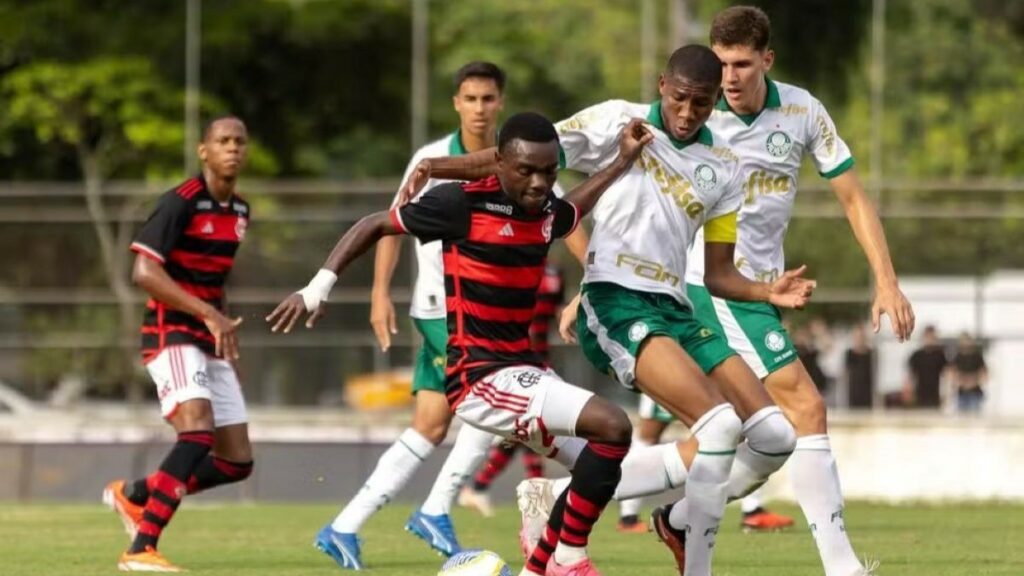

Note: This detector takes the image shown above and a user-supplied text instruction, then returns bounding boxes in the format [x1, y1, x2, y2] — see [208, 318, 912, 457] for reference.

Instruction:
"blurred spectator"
[904, 325, 948, 409]
[793, 319, 831, 392]
[844, 324, 875, 409]
[952, 332, 987, 414]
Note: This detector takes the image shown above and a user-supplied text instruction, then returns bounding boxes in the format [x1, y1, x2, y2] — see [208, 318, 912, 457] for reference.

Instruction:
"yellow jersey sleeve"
[704, 211, 737, 243]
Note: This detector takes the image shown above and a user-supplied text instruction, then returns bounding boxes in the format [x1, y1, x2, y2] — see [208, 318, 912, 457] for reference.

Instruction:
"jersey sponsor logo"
[693, 164, 717, 191]
[499, 222, 515, 237]
[779, 103, 808, 116]
[235, 217, 248, 240]
[637, 151, 705, 219]
[764, 331, 786, 352]
[815, 114, 836, 157]
[541, 214, 554, 243]
[743, 170, 792, 205]
[711, 146, 740, 163]
[485, 202, 513, 215]
[615, 253, 681, 287]
[766, 131, 793, 157]
[628, 321, 650, 342]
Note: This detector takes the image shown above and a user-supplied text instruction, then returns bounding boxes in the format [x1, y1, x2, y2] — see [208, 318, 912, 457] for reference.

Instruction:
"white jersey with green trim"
[396, 132, 566, 319]
[557, 99, 743, 306]
[687, 79, 854, 286]
[394, 134, 461, 320]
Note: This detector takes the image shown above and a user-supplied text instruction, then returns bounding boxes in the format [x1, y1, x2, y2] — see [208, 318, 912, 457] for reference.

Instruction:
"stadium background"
[0, 1, 1023, 574]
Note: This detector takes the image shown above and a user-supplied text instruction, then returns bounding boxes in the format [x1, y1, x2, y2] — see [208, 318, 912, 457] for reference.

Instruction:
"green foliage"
[1, 58, 183, 177]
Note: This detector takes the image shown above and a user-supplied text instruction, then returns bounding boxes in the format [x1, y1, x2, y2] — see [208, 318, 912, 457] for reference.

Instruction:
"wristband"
[297, 268, 337, 311]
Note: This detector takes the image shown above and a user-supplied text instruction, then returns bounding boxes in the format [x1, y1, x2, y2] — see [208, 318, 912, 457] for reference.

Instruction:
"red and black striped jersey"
[130, 175, 250, 362]
[390, 176, 579, 407]
[529, 265, 565, 363]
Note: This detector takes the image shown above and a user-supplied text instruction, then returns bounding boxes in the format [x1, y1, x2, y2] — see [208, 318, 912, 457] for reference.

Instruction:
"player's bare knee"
[792, 389, 827, 434]
[578, 397, 632, 445]
[412, 417, 449, 445]
[172, 400, 214, 432]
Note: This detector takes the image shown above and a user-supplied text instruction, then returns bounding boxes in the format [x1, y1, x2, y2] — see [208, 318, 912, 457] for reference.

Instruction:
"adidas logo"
[499, 223, 515, 237]
[201, 222, 215, 234]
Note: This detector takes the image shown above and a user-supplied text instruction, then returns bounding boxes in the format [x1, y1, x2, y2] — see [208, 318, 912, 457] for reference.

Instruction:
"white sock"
[617, 438, 650, 518]
[791, 434, 863, 576]
[552, 476, 571, 498]
[613, 440, 687, 500]
[675, 404, 742, 576]
[420, 423, 494, 515]
[740, 488, 763, 514]
[549, 436, 586, 469]
[331, 428, 434, 533]
[726, 406, 796, 503]
[553, 542, 587, 565]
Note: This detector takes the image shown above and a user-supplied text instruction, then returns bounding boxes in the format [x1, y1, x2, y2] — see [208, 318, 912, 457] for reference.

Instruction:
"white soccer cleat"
[515, 478, 556, 559]
[458, 486, 495, 518]
[856, 557, 880, 576]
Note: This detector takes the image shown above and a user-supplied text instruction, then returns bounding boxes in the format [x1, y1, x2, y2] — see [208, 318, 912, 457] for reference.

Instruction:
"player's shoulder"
[773, 80, 825, 112]
[412, 134, 458, 160]
[559, 99, 643, 130]
[155, 176, 205, 209]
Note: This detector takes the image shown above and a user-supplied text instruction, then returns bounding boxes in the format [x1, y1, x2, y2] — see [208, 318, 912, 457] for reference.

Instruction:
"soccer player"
[268, 112, 652, 576]
[102, 116, 254, 572]
[399, 45, 817, 576]
[312, 62, 587, 569]
[458, 265, 565, 517]
[629, 8, 914, 576]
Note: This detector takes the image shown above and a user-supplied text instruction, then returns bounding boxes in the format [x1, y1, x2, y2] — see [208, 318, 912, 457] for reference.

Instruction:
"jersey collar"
[448, 130, 468, 156]
[647, 101, 714, 149]
[714, 76, 781, 125]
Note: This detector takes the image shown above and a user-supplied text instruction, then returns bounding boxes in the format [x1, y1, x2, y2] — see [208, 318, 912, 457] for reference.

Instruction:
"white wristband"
[297, 268, 337, 312]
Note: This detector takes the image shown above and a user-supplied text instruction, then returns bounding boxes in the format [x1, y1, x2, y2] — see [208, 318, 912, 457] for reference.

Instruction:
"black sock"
[124, 478, 150, 506]
[130, 430, 213, 553]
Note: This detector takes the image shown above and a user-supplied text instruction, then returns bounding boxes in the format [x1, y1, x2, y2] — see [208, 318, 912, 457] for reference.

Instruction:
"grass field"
[1, 502, 1022, 575]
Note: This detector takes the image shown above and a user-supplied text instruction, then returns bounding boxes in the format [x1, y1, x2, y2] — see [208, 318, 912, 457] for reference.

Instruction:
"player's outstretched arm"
[133, 254, 243, 360]
[830, 169, 915, 341]
[704, 239, 816, 310]
[564, 118, 652, 217]
[397, 149, 497, 205]
[266, 211, 403, 334]
[370, 235, 401, 351]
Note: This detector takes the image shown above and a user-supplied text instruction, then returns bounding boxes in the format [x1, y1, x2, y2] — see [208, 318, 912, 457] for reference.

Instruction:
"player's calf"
[524, 397, 631, 575]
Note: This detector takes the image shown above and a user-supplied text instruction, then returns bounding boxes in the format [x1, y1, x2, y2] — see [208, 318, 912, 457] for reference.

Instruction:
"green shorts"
[687, 283, 798, 379]
[411, 317, 448, 395]
[576, 282, 736, 391]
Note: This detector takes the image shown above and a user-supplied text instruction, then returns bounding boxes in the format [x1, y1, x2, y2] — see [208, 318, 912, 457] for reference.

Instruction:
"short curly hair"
[710, 5, 771, 51]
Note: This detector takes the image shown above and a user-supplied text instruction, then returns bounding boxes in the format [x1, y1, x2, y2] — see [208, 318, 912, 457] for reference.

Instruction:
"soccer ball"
[437, 549, 513, 576]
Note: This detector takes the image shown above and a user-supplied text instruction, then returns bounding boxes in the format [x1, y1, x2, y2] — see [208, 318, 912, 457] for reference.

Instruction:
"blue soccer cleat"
[405, 510, 463, 557]
[314, 524, 364, 570]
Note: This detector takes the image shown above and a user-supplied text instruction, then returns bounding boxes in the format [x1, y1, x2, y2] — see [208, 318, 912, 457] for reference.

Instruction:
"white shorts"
[145, 345, 248, 426]
[454, 365, 594, 457]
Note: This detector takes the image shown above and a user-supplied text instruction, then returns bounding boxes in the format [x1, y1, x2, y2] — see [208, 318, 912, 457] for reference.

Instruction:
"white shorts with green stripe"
[686, 283, 799, 379]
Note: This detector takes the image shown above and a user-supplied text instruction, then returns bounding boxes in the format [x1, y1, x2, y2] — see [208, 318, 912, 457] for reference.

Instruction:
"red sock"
[472, 443, 515, 491]
[131, 430, 213, 552]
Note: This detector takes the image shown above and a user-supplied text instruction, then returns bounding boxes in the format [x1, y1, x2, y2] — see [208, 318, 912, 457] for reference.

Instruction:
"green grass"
[1, 502, 1022, 575]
